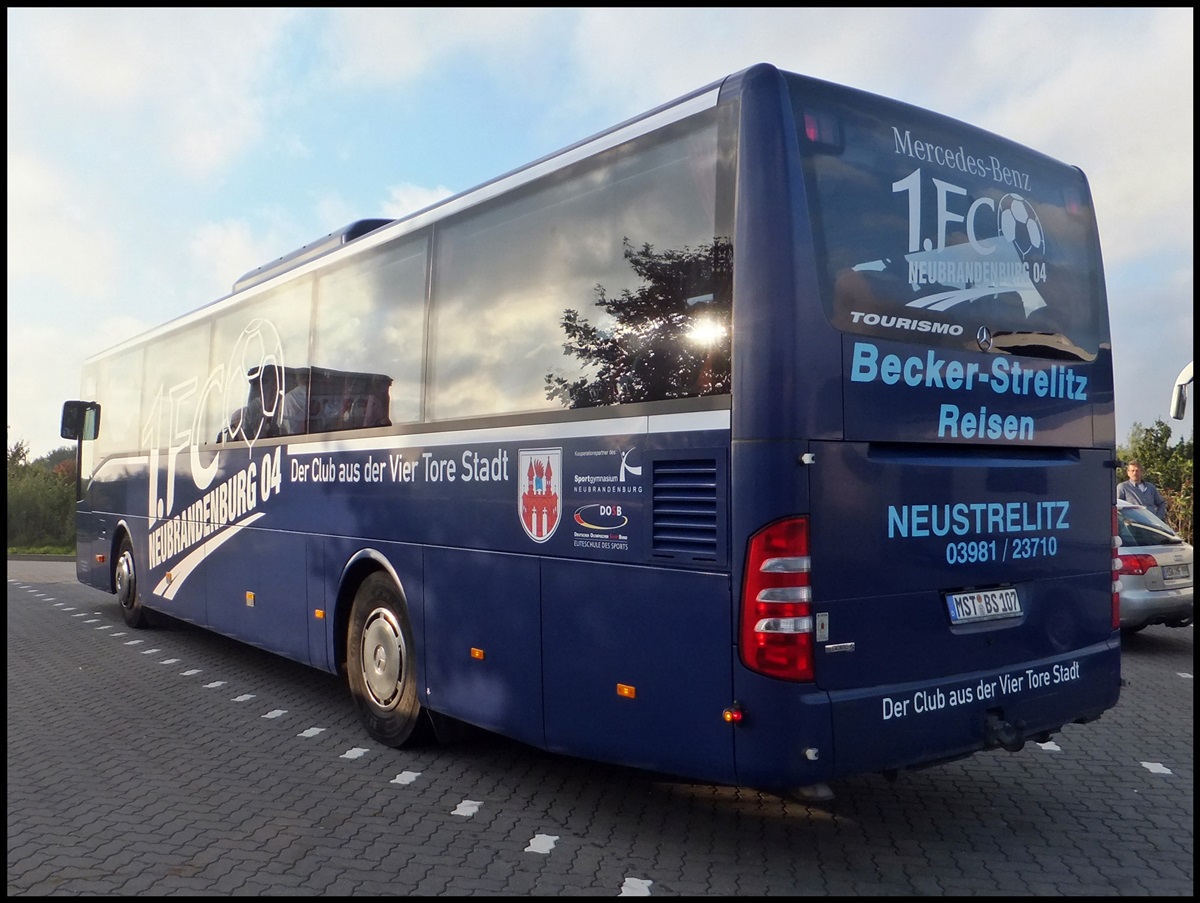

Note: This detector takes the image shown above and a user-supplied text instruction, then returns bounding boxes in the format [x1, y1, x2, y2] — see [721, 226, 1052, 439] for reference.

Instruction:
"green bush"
[7, 439, 76, 552]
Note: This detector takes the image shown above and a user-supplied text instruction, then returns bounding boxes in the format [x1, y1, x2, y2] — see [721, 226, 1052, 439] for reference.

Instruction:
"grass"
[7, 545, 74, 556]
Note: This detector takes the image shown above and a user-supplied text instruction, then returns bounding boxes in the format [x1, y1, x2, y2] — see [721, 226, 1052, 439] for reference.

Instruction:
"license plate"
[1161, 564, 1190, 580]
[945, 587, 1022, 624]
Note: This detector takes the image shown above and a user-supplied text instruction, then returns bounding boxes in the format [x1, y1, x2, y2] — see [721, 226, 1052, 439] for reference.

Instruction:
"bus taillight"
[740, 517, 814, 682]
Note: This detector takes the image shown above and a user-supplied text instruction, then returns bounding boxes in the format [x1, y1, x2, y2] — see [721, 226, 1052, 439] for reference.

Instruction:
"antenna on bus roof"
[233, 218, 393, 293]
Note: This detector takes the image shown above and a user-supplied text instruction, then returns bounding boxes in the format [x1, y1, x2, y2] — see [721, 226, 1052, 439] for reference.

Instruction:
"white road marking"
[619, 877, 653, 895]
[525, 834, 559, 854]
[452, 800, 482, 817]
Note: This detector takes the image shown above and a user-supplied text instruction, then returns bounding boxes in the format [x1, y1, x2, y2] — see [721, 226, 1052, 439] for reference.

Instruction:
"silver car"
[1115, 499, 1194, 633]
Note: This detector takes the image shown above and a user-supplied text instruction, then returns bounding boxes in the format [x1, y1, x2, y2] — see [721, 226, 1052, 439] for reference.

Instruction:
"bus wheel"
[347, 573, 428, 747]
[114, 536, 149, 629]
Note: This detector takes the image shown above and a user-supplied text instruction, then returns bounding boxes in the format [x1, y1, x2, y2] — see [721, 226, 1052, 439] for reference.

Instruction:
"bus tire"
[347, 572, 428, 747]
[114, 535, 149, 629]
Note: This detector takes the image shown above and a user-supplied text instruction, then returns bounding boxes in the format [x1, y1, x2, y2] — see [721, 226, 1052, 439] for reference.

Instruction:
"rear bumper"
[824, 638, 1121, 781]
[731, 637, 1121, 792]
[1119, 587, 1194, 629]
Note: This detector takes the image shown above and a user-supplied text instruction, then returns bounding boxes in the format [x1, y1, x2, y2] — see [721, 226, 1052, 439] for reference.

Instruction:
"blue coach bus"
[61, 63, 1120, 799]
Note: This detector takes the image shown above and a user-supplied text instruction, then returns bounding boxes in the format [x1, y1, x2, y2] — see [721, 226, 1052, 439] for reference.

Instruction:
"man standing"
[1117, 460, 1168, 520]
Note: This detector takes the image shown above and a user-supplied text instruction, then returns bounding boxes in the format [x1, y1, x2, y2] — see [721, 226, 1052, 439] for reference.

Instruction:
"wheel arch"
[333, 549, 412, 677]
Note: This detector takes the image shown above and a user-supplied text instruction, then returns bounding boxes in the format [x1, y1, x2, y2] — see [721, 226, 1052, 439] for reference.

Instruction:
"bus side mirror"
[1170, 384, 1188, 420]
[1169, 361, 1192, 421]
[61, 400, 101, 441]
[1171, 360, 1190, 420]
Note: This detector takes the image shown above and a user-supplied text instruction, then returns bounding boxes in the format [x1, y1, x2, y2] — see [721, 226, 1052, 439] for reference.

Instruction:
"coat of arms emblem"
[518, 448, 561, 542]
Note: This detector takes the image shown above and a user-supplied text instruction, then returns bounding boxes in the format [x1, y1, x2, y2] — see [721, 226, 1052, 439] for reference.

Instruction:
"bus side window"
[280, 384, 308, 435]
[339, 392, 390, 430]
[339, 394, 364, 429]
[363, 393, 389, 427]
[218, 406, 245, 443]
[244, 393, 270, 438]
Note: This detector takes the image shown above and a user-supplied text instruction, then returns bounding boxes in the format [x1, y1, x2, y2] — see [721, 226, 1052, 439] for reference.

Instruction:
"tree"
[8, 435, 30, 468]
[7, 437, 76, 551]
[545, 238, 732, 408]
[1118, 419, 1193, 544]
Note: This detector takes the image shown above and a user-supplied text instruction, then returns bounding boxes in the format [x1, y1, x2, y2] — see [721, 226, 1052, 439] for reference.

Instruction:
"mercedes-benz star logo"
[976, 326, 993, 351]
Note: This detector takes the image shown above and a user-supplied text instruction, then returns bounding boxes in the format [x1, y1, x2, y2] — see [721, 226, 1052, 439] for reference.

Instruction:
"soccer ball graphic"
[222, 318, 285, 444]
[997, 193, 1045, 258]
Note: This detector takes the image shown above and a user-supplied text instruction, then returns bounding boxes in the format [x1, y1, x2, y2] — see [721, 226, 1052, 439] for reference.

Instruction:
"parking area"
[7, 559, 1193, 896]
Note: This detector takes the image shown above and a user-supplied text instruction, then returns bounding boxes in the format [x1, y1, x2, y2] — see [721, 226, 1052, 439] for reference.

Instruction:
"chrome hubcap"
[361, 608, 405, 709]
[115, 551, 135, 610]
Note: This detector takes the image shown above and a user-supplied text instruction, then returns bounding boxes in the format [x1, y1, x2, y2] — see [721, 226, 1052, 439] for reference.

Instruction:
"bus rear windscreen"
[789, 75, 1107, 362]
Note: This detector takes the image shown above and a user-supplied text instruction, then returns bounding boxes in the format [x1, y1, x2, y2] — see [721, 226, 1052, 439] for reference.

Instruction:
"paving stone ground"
[7, 559, 1193, 896]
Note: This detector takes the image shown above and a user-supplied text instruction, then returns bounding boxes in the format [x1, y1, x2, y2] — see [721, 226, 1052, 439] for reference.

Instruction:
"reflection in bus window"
[207, 281, 313, 444]
[428, 114, 718, 420]
[219, 364, 392, 442]
[314, 236, 426, 427]
[546, 237, 731, 407]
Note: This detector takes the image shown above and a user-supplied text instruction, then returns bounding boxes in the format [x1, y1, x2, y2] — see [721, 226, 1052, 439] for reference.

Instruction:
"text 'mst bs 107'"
[61, 63, 1120, 800]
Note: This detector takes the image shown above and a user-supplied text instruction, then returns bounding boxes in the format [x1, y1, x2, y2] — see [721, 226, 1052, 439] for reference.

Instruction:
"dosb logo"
[518, 448, 562, 543]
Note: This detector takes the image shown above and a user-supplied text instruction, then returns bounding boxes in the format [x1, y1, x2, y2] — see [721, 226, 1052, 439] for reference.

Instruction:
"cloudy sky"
[7, 8, 1193, 459]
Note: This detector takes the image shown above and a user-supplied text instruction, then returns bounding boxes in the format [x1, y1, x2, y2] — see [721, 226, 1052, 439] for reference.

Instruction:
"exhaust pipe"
[985, 710, 1027, 752]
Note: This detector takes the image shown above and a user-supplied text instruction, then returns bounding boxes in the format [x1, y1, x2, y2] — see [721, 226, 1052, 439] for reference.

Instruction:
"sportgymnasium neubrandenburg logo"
[518, 448, 561, 543]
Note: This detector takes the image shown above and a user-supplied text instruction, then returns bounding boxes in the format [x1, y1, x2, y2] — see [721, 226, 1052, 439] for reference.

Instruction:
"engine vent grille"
[652, 459, 718, 560]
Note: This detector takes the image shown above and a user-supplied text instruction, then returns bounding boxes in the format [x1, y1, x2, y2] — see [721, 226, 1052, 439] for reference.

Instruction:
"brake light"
[802, 110, 841, 148]
[1116, 554, 1158, 577]
[1111, 508, 1121, 630]
[740, 517, 814, 681]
